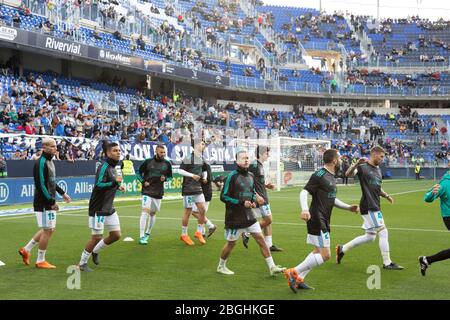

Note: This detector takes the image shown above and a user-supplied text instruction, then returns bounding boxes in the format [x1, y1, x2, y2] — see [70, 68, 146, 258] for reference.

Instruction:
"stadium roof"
[263, 0, 450, 21]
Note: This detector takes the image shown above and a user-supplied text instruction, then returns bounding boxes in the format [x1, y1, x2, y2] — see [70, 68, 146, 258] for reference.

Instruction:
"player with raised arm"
[336, 146, 404, 270]
[284, 149, 359, 292]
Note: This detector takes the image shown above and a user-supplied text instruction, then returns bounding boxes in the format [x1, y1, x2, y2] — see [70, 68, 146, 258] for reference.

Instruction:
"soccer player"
[19, 138, 72, 269]
[419, 173, 450, 276]
[78, 142, 125, 271]
[137, 145, 173, 245]
[243, 146, 282, 251]
[284, 149, 359, 292]
[336, 146, 404, 270]
[178, 140, 208, 245]
[217, 150, 285, 276]
[191, 161, 217, 238]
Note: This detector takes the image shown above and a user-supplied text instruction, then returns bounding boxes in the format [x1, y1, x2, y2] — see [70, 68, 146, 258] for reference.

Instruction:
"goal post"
[234, 136, 331, 191]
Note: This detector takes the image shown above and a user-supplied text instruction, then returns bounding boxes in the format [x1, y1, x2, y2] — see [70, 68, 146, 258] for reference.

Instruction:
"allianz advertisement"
[0, 172, 225, 207]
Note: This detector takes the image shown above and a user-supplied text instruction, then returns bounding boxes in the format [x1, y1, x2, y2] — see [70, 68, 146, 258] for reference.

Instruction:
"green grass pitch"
[0, 179, 449, 300]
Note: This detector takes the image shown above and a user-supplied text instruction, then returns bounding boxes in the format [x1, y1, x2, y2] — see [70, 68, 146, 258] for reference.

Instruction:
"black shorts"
[443, 217, 450, 231]
[306, 215, 330, 236]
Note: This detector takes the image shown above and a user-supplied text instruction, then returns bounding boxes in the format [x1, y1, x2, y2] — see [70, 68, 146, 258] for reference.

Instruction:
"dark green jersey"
[89, 158, 120, 217]
[304, 168, 337, 235]
[180, 152, 204, 196]
[249, 160, 268, 204]
[356, 163, 382, 215]
[33, 152, 65, 211]
[220, 166, 257, 229]
[137, 156, 173, 199]
[201, 162, 213, 202]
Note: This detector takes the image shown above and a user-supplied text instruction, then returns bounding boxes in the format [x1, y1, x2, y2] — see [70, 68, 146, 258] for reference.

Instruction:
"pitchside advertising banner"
[0, 26, 230, 87]
[0, 170, 225, 208]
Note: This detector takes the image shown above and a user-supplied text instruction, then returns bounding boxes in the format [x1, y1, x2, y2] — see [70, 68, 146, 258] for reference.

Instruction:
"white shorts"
[362, 211, 385, 232]
[89, 212, 121, 235]
[36, 210, 57, 229]
[254, 204, 272, 219]
[224, 222, 262, 242]
[142, 195, 162, 213]
[192, 201, 210, 213]
[183, 194, 205, 209]
[307, 231, 330, 248]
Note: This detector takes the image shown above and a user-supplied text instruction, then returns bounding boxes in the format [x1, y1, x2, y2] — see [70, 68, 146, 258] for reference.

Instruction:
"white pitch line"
[3, 207, 447, 233]
[56, 212, 449, 234]
[0, 188, 438, 232]
[272, 188, 429, 200]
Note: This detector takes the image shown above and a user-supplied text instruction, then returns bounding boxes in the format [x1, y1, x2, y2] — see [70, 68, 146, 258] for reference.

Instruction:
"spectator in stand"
[24, 120, 36, 135]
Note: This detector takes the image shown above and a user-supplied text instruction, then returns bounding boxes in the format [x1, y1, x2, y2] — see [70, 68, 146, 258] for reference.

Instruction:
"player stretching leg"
[284, 149, 359, 292]
[336, 146, 404, 270]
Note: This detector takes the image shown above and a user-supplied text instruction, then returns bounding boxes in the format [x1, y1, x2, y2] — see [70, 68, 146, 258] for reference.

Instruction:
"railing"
[231, 74, 450, 97]
[7, 3, 450, 98]
[353, 58, 450, 69]
[301, 41, 341, 51]
[20, 0, 230, 62]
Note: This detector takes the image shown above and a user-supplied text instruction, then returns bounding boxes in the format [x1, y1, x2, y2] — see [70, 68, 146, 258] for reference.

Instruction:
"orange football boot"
[18, 248, 30, 266]
[180, 235, 195, 246]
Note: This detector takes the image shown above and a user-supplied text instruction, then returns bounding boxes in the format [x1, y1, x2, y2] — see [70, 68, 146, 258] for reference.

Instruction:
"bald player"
[19, 138, 72, 269]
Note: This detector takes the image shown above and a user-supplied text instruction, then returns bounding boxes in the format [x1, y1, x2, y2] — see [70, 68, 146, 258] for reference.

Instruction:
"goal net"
[234, 136, 331, 191]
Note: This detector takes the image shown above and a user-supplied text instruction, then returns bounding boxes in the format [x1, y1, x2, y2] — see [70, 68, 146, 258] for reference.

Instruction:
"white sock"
[378, 228, 392, 265]
[36, 249, 46, 263]
[265, 256, 276, 269]
[342, 233, 376, 253]
[197, 224, 203, 233]
[265, 236, 273, 248]
[181, 226, 188, 236]
[205, 219, 215, 229]
[139, 212, 148, 238]
[24, 239, 37, 252]
[93, 239, 108, 254]
[79, 249, 91, 265]
[219, 258, 227, 267]
[298, 269, 311, 279]
[294, 253, 324, 274]
[145, 214, 156, 235]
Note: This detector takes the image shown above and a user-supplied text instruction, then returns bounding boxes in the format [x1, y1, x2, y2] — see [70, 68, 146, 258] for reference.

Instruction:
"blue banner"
[99, 141, 237, 162]
[0, 176, 96, 206]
